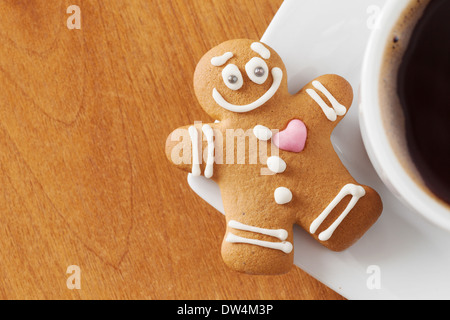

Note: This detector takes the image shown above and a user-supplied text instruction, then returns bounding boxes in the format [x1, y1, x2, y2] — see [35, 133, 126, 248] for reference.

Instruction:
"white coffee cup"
[359, 0, 450, 231]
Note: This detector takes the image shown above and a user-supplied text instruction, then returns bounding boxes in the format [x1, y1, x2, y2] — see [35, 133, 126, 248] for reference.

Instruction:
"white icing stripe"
[188, 126, 201, 177]
[312, 81, 347, 116]
[228, 220, 288, 241]
[226, 232, 293, 254]
[306, 81, 347, 121]
[212, 67, 283, 113]
[306, 89, 337, 121]
[211, 52, 233, 67]
[310, 184, 366, 241]
[251, 42, 271, 60]
[202, 124, 214, 179]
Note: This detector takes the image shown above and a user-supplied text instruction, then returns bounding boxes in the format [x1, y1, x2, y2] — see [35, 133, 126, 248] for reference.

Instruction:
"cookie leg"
[298, 183, 382, 252]
[218, 185, 296, 275]
[221, 216, 294, 275]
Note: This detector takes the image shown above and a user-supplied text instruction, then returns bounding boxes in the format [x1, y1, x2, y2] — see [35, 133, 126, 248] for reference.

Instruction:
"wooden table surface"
[0, 0, 344, 300]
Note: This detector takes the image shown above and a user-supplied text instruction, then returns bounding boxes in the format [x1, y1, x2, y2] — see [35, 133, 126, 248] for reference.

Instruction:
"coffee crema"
[380, 0, 450, 206]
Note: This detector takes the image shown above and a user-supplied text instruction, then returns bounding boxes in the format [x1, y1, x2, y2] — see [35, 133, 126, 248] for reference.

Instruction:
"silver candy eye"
[254, 67, 265, 77]
[228, 75, 239, 84]
[222, 64, 243, 91]
[245, 57, 269, 85]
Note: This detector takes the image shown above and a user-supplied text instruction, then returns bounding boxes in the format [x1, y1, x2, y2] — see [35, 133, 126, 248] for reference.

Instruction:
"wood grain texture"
[0, 0, 344, 300]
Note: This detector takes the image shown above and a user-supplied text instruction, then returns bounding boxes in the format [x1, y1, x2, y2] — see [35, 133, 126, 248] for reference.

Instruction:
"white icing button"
[266, 156, 286, 174]
[253, 125, 272, 141]
[274, 187, 293, 205]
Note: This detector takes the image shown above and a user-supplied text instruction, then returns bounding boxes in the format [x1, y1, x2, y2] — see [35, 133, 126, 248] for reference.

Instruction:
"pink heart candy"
[273, 119, 307, 153]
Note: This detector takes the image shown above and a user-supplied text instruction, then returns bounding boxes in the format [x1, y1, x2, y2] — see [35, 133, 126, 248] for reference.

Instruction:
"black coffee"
[397, 0, 450, 205]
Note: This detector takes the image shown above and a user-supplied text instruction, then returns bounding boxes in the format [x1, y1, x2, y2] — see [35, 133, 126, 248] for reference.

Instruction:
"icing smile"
[212, 67, 283, 113]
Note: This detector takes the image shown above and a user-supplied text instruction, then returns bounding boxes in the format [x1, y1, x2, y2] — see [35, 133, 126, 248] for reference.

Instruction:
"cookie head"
[193, 39, 287, 120]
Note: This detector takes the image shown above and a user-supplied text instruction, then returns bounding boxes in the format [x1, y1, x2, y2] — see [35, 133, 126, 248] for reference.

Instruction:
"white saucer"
[188, 0, 450, 300]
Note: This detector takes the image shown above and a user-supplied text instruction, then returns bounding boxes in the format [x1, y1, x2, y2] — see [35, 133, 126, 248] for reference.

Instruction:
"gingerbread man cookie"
[166, 39, 382, 275]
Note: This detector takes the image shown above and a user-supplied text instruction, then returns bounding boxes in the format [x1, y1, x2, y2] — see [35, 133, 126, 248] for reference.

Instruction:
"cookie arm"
[165, 123, 218, 178]
[295, 74, 354, 134]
